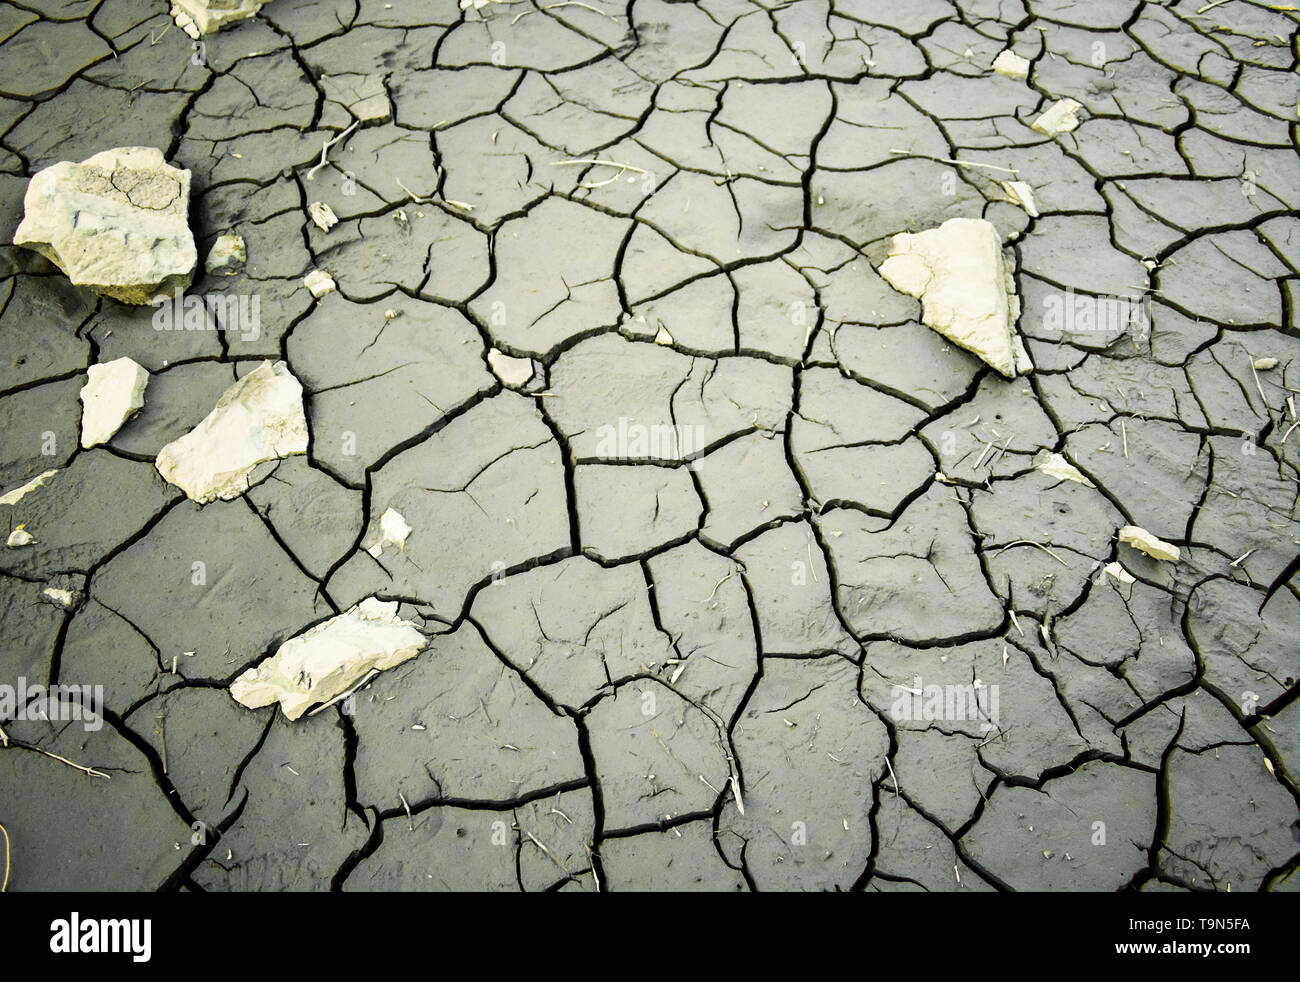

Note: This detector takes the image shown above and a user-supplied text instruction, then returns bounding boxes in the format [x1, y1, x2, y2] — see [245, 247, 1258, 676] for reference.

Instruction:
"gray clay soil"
[0, 0, 1297, 892]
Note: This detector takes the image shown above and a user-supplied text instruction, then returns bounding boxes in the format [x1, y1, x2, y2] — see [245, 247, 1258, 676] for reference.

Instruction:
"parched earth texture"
[0, 0, 1297, 893]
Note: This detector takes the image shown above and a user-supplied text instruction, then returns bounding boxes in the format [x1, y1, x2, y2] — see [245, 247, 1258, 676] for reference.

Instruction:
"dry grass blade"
[306, 121, 360, 181]
[994, 539, 1070, 567]
[888, 149, 1019, 174]
[33, 747, 110, 779]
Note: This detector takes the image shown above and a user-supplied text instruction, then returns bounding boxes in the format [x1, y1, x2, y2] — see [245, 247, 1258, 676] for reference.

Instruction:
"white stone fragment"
[13, 147, 196, 305]
[1033, 450, 1094, 487]
[878, 217, 1032, 379]
[303, 269, 336, 297]
[1032, 99, 1084, 135]
[308, 201, 338, 232]
[1253, 357, 1278, 370]
[993, 50, 1030, 79]
[154, 360, 308, 504]
[229, 597, 428, 720]
[0, 469, 58, 506]
[487, 348, 535, 387]
[205, 232, 246, 275]
[655, 325, 675, 346]
[1118, 525, 1180, 563]
[171, 1, 271, 39]
[1001, 180, 1039, 217]
[1102, 562, 1135, 585]
[80, 357, 149, 448]
[42, 587, 79, 608]
[366, 508, 412, 559]
[7, 527, 34, 548]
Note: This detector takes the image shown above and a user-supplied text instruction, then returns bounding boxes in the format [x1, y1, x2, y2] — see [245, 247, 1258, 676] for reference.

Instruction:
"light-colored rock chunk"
[13, 147, 196, 305]
[1103, 562, 1135, 585]
[1034, 450, 1093, 487]
[487, 348, 534, 387]
[308, 201, 338, 232]
[366, 508, 412, 559]
[878, 217, 1032, 379]
[229, 598, 428, 720]
[7, 527, 34, 548]
[303, 269, 336, 297]
[0, 470, 58, 506]
[993, 50, 1030, 79]
[80, 357, 149, 448]
[1032, 99, 1084, 135]
[1002, 180, 1039, 217]
[155, 360, 308, 504]
[1118, 525, 1180, 563]
[205, 232, 246, 275]
[171, 1, 271, 38]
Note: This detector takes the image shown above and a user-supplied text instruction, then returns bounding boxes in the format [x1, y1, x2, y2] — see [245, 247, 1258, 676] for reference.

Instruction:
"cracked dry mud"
[0, 0, 1297, 894]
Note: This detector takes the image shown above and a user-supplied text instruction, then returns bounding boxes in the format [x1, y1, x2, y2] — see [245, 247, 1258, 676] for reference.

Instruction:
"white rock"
[42, 587, 79, 608]
[155, 360, 308, 504]
[6, 527, 34, 548]
[13, 147, 196, 305]
[878, 217, 1032, 379]
[303, 269, 336, 297]
[205, 232, 246, 275]
[487, 348, 534, 387]
[1001, 180, 1039, 218]
[229, 597, 428, 720]
[80, 357, 149, 448]
[0, 469, 58, 506]
[993, 50, 1030, 79]
[1118, 525, 1180, 563]
[366, 508, 412, 559]
[655, 325, 675, 346]
[171, 1, 272, 39]
[1033, 450, 1094, 487]
[1102, 562, 1135, 585]
[308, 201, 338, 232]
[1253, 357, 1278, 370]
[1032, 99, 1084, 135]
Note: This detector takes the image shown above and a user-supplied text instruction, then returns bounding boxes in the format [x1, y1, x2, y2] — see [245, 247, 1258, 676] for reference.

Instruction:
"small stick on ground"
[525, 830, 570, 875]
[398, 791, 414, 831]
[306, 121, 360, 181]
[1249, 359, 1271, 420]
[395, 177, 429, 203]
[888, 149, 1019, 175]
[33, 747, 110, 779]
[995, 539, 1070, 567]
[307, 668, 379, 717]
[544, 1, 617, 18]
[549, 158, 650, 175]
[0, 821, 8, 892]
